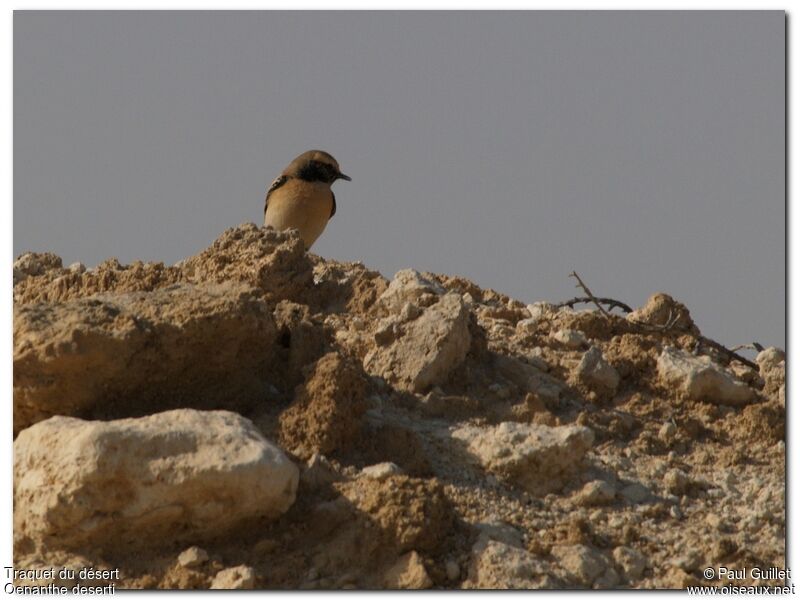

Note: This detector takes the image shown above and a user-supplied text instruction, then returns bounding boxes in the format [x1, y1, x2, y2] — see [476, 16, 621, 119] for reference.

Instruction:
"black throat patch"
[297, 160, 338, 183]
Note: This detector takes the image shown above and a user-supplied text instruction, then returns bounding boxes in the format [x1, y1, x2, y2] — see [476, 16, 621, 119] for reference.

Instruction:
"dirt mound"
[12, 223, 785, 590]
[279, 352, 368, 459]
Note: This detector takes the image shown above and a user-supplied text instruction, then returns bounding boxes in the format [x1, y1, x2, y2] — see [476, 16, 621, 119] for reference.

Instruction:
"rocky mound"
[12, 224, 785, 589]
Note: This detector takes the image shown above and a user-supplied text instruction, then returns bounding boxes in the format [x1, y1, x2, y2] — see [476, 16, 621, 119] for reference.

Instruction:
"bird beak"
[337, 172, 352, 181]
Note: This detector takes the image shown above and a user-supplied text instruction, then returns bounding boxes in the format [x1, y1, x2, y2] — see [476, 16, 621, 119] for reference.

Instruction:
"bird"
[263, 150, 351, 249]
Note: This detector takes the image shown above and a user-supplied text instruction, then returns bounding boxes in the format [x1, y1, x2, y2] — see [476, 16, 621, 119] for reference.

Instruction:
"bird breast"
[264, 180, 333, 249]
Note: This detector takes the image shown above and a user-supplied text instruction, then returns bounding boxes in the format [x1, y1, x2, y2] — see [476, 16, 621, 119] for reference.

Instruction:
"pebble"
[360, 462, 402, 481]
[445, 560, 460, 581]
[177, 546, 208, 568]
[210, 565, 256, 590]
[620, 483, 650, 504]
[576, 480, 616, 507]
[659, 421, 677, 443]
[552, 329, 588, 349]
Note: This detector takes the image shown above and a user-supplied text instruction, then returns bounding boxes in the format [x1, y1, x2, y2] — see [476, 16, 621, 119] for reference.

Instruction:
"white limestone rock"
[462, 540, 558, 589]
[451, 422, 594, 495]
[552, 329, 588, 349]
[360, 462, 403, 481]
[178, 546, 209, 568]
[14, 409, 299, 551]
[378, 269, 445, 312]
[657, 346, 755, 406]
[612, 546, 648, 582]
[576, 480, 616, 507]
[210, 565, 256, 589]
[551, 544, 610, 587]
[756, 347, 785, 373]
[575, 346, 620, 395]
[364, 292, 471, 393]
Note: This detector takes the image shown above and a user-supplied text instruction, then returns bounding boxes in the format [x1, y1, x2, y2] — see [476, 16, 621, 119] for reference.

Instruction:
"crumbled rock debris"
[12, 224, 784, 589]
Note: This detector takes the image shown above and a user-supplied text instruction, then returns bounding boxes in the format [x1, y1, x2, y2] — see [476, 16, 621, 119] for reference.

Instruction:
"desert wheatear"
[264, 150, 351, 249]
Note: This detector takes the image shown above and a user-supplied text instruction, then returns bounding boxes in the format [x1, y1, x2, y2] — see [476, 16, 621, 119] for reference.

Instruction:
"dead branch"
[556, 296, 634, 314]
[560, 271, 760, 371]
[568, 271, 610, 317]
[697, 336, 759, 371]
[730, 342, 766, 353]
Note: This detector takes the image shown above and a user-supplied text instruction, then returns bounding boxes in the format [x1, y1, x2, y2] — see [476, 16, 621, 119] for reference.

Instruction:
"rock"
[474, 520, 525, 548]
[10, 222, 781, 590]
[14, 252, 63, 279]
[494, 355, 564, 404]
[361, 462, 403, 481]
[451, 422, 594, 495]
[526, 354, 550, 372]
[399, 301, 422, 321]
[14, 256, 183, 306]
[445, 560, 460, 581]
[664, 468, 690, 495]
[756, 347, 785, 373]
[657, 346, 755, 406]
[612, 546, 647, 582]
[300, 453, 343, 490]
[336, 475, 454, 553]
[551, 329, 588, 349]
[672, 549, 703, 573]
[550, 544, 608, 587]
[14, 410, 299, 551]
[382, 551, 433, 589]
[594, 568, 620, 589]
[374, 315, 403, 346]
[576, 480, 616, 507]
[627, 293, 698, 334]
[620, 482, 651, 504]
[518, 303, 558, 333]
[516, 317, 539, 334]
[756, 347, 786, 404]
[67, 262, 86, 274]
[463, 540, 558, 589]
[705, 513, 727, 532]
[13, 281, 277, 434]
[364, 292, 471, 393]
[210, 566, 256, 589]
[575, 347, 620, 395]
[417, 390, 480, 418]
[378, 269, 445, 312]
[307, 497, 353, 538]
[178, 547, 209, 568]
[181, 224, 312, 303]
[658, 421, 677, 443]
[526, 302, 555, 322]
[309, 258, 389, 315]
[14, 225, 312, 307]
[279, 352, 367, 459]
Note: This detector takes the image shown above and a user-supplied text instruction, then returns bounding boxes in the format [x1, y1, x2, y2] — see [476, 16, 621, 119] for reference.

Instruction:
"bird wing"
[330, 191, 336, 218]
[264, 175, 289, 214]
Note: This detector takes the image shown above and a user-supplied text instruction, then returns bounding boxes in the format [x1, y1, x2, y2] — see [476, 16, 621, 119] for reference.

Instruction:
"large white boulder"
[14, 409, 299, 551]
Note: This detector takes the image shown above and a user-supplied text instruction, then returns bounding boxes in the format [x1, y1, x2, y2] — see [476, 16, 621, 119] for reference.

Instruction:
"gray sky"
[14, 11, 785, 348]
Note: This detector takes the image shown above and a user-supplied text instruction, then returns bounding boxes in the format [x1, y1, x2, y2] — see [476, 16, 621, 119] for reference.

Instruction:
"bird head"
[285, 150, 351, 184]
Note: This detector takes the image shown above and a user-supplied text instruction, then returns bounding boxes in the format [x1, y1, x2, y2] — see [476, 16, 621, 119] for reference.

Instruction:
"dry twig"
[730, 342, 765, 353]
[556, 296, 634, 314]
[697, 336, 759, 371]
[560, 271, 759, 371]
[568, 271, 610, 317]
